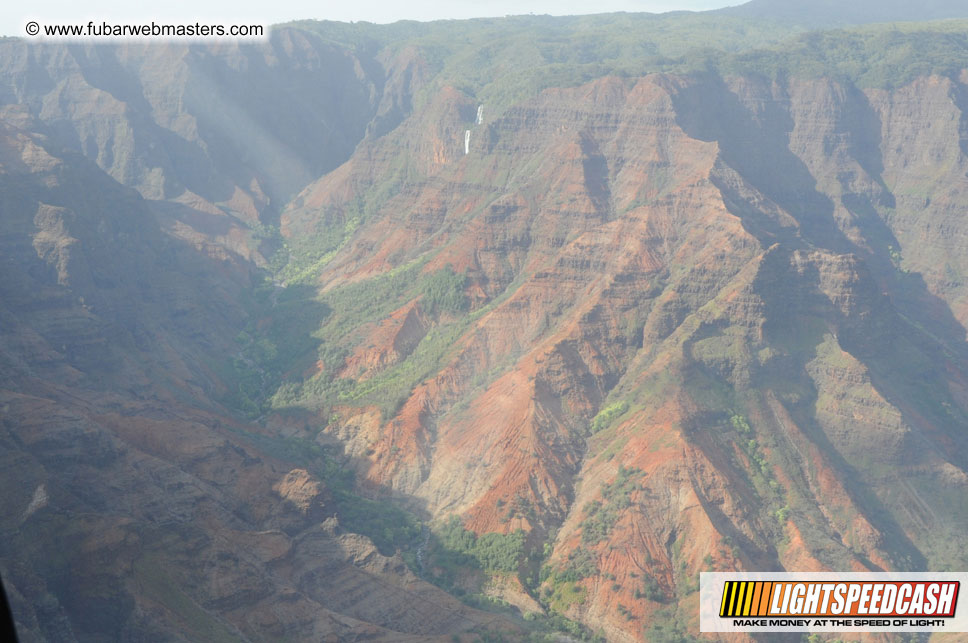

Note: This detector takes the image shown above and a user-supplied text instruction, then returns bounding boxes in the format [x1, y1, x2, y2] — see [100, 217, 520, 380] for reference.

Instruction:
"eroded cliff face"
[279, 70, 968, 639]
[0, 86, 519, 642]
[0, 29, 431, 270]
[4, 22, 968, 642]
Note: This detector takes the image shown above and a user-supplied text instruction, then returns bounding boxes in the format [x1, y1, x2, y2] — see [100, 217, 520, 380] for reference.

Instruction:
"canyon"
[2, 5, 968, 641]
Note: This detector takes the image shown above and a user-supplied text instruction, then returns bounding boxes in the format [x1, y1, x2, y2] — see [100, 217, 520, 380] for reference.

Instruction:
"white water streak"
[22, 484, 47, 521]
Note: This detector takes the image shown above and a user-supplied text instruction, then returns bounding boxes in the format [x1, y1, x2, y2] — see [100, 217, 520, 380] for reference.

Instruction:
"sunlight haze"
[6, 0, 738, 37]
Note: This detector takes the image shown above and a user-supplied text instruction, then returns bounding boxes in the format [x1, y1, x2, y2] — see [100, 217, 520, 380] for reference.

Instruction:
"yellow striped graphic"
[745, 582, 757, 615]
[743, 581, 754, 615]
[721, 581, 774, 617]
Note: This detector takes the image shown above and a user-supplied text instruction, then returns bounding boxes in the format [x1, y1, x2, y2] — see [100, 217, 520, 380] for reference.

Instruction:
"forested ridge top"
[278, 13, 968, 118]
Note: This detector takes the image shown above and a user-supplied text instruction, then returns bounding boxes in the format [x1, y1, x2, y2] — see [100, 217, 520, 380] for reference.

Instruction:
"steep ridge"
[276, 68, 968, 639]
[0, 28, 428, 268]
[0, 103, 519, 641]
[3, 14, 968, 643]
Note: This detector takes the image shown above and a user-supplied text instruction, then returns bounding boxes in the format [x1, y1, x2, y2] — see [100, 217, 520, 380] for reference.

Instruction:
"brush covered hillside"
[2, 5, 968, 643]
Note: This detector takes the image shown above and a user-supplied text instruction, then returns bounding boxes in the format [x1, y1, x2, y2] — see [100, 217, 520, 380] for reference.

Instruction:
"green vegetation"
[422, 517, 606, 641]
[580, 465, 643, 544]
[643, 612, 702, 643]
[291, 12, 802, 118]
[236, 10, 968, 436]
[806, 636, 848, 643]
[280, 210, 362, 285]
[202, 11, 968, 641]
[306, 266, 466, 405]
[288, 14, 968, 150]
[340, 316, 469, 419]
[544, 579, 587, 612]
[589, 400, 630, 434]
[538, 545, 598, 613]
[538, 544, 597, 598]
[634, 575, 666, 602]
[727, 413, 778, 486]
[719, 22, 968, 89]
[499, 493, 538, 524]
[420, 266, 469, 314]
[558, 546, 598, 581]
[729, 413, 752, 434]
[216, 279, 328, 418]
[314, 261, 426, 350]
[335, 492, 423, 555]
[436, 516, 526, 573]
[220, 256, 479, 421]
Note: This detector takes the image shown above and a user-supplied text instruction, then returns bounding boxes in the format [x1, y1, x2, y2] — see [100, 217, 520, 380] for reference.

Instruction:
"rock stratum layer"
[2, 15, 968, 643]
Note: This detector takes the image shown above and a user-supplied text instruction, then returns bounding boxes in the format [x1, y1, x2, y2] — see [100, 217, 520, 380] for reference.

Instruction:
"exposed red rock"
[4, 17, 968, 642]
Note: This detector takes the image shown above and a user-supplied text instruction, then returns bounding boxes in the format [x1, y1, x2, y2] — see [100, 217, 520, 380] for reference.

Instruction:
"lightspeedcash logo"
[701, 572, 967, 633]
